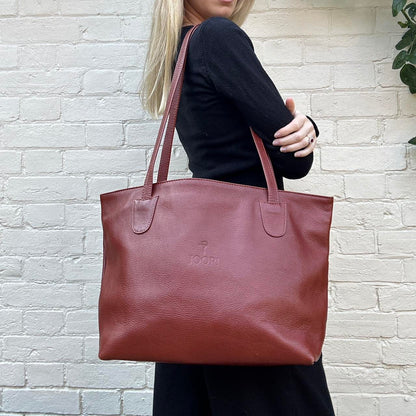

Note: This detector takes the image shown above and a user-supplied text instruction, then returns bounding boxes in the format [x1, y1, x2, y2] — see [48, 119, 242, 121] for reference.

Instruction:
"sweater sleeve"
[199, 17, 314, 179]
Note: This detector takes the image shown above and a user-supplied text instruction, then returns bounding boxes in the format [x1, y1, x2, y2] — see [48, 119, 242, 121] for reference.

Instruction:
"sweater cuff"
[306, 115, 319, 138]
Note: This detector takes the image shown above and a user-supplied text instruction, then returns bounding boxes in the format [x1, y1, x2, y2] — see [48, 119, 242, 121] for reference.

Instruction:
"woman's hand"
[272, 97, 316, 158]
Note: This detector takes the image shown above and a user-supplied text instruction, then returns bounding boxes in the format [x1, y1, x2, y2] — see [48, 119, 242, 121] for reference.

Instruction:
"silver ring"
[306, 134, 311, 145]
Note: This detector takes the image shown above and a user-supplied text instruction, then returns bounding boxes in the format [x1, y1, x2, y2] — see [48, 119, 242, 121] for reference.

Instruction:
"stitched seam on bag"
[132, 197, 158, 233]
[101, 178, 333, 201]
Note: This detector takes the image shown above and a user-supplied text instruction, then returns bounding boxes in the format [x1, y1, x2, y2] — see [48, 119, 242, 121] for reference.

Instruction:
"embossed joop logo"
[189, 240, 220, 266]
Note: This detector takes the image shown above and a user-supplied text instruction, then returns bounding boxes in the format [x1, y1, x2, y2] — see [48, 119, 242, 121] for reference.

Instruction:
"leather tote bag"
[98, 24, 334, 366]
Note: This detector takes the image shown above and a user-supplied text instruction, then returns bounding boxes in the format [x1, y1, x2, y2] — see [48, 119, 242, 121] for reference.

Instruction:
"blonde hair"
[139, 0, 255, 119]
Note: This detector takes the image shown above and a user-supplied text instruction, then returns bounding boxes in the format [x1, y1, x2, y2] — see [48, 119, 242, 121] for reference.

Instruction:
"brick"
[146, 363, 155, 388]
[376, 62, 403, 88]
[19, 0, 58, 14]
[83, 284, 100, 308]
[65, 310, 98, 335]
[0, 98, 19, 121]
[333, 282, 377, 310]
[0, 256, 22, 279]
[305, 35, 390, 63]
[326, 312, 396, 338]
[2, 389, 80, 413]
[20, 97, 60, 121]
[0, 363, 25, 386]
[335, 230, 375, 254]
[387, 175, 416, 199]
[379, 396, 416, 416]
[330, 256, 402, 282]
[337, 119, 379, 145]
[83, 70, 120, 94]
[22, 256, 63, 281]
[313, 92, 397, 117]
[382, 339, 416, 365]
[321, 146, 406, 172]
[3, 336, 83, 361]
[399, 91, 416, 116]
[263, 39, 302, 64]
[87, 176, 129, 200]
[62, 97, 144, 121]
[383, 118, 416, 144]
[333, 202, 401, 229]
[0, 151, 21, 173]
[24, 150, 62, 173]
[63, 149, 146, 174]
[0, 45, 18, 68]
[334, 63, 375, 89]
[0, 70, 81, 94]
[398, 314, 416, 338]
[86, 123, 123, 147]
[23, 204, 65, 228]
[84, 336, 100, 362]
[0, 0, 17, 15]
[312, 0, 392, 7]
[124, 391, 153, 416]
[336, 395, 378, 416]
[2, 123, 85, 148]
[331, 8, 375, 35]
[82, 390, 120, 415]
[0, 309, 22, 334]
[325, 365, 401, 393]
[0, 17, 79, 42]
[66, 364, 146, 388]
[59, 0, 141, 15]
[404, 259, 416, 283]
[403, 367, 416, 390]
[57, 43, 144, 69]
[1, 229, 83, 255]
[379, 285, 416, 311]
[246, 10, 329, 37]
[84, 229, 102, 254]
[19, 44, 57, 69]
[23, 310, 64, 335]
[3, 283, 82, 307]
[344, 174, 385, 199]
[63, 256, 101, 282]
[323, 339, 380, 365]
[284, 173, 343, 198]
[378, 231, 416, 256]
[122, 69, 143, 93]
[268, 65, 330, 89]
[122, 16, 151, 41]
[64, 204, 101, 227]
[376, 7, 408, 33]
[6, 177, 87, 201]
[80, 17, 121, 41]
[26, 363, 64, 387]
[0, 204, 22, 227]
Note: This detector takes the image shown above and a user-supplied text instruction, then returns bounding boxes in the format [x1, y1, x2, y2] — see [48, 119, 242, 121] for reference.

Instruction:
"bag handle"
[141, 24, 281, 205]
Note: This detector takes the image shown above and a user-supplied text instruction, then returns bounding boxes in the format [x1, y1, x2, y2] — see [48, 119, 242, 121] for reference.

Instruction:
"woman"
[139, 1, 335, 415]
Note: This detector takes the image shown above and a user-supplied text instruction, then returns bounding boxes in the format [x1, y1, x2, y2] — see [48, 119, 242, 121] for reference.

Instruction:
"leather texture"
[98, 24, 334, 366]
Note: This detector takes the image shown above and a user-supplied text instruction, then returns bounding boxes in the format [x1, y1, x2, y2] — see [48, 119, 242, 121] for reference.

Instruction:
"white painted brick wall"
[0, 0, 415, 415]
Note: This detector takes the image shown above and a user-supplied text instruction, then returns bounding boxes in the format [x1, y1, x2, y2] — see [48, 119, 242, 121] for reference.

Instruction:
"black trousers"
[152, 353, 335, 415]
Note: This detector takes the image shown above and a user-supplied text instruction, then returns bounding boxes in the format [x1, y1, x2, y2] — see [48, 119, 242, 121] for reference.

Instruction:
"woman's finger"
[294, 137, 316, 157]
[273, 110, 305, 139]
[280, 129, 315, 153]
[273, 119, 312, 149]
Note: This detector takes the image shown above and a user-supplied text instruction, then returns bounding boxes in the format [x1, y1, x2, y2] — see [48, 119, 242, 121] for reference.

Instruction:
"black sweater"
[173, 17, 318, 190]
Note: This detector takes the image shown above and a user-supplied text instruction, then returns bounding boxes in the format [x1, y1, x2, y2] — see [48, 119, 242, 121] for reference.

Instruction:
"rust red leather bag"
[98, 25, 334, 366]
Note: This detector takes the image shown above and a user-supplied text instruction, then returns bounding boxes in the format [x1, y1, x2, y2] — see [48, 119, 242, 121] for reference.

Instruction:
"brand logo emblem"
[189, 240, 220, 266]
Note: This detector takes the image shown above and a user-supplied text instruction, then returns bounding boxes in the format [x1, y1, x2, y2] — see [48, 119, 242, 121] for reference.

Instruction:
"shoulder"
[196, 16, 253, 50]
